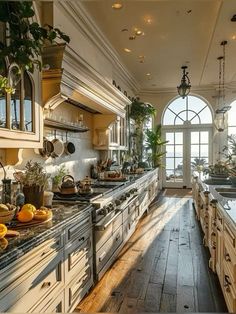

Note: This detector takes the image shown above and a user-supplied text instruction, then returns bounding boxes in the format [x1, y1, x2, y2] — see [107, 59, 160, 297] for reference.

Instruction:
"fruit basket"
[0, 205, 16, 224]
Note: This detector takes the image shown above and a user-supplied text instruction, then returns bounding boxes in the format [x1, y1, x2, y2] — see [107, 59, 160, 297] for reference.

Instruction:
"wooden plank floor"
[77, 189, 227, 313]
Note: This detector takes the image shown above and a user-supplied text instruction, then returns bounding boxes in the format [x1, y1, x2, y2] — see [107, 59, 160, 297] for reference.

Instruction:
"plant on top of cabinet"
[129, 98, 156, 163]
[0, 1, 70, 73]
[145, 124, 168, 168]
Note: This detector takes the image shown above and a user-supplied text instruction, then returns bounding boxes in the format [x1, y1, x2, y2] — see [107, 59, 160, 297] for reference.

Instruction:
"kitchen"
[0, 0, 236, 313]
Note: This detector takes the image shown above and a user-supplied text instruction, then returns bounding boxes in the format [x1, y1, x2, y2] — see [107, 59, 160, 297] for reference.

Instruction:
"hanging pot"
[38, 137, 54, 157]
[51, 130, 64, 158]
[64, 132, 75, 155]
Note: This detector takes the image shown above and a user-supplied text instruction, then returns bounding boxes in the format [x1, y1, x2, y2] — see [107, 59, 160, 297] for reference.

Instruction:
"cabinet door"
[0, 67, 43, 148]
[216, 209, 224, 284]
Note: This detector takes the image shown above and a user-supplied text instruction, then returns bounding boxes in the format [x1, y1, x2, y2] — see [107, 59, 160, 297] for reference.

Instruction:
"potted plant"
[203, 160, 229, 178]
[52, 164, 68, 192]
[17, 161, 50, 208]
[145, 124, 168, 168]
[222, 135, 236, 166]
[129, 98, 156, 163]
[0, 1, 70, 73]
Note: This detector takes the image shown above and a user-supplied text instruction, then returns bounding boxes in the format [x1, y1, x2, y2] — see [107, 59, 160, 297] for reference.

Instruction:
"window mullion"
[20, 73, 25, 131]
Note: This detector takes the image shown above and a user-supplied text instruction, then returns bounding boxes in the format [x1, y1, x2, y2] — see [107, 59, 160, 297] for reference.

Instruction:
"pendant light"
[177, 66, 191, 99]
[214, 41, 231, 132]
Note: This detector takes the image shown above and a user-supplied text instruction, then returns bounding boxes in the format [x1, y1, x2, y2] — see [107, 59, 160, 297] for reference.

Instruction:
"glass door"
[163, 128, 212, 188]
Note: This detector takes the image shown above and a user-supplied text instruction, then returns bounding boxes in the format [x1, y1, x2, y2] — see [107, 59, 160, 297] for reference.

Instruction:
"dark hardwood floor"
[77, 189, 227, 313]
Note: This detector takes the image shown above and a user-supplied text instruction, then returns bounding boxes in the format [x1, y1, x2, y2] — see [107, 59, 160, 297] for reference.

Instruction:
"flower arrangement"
[203, 160, 229, 178]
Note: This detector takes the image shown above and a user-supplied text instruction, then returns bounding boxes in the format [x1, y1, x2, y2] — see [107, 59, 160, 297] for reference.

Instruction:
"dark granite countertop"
[0, 203, 92, 270]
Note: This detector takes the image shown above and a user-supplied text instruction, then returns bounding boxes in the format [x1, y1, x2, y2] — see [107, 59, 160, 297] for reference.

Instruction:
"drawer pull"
[41, 282, 51, 289]
[225, 253, 231, 262]
[78, 236, 85, 242]
[224, 275, 232, 286]
[216, 227, 221, 232]
[116, 234, 120, 241]
[99, 251, 106, 262]
[41, 250, 51, 257]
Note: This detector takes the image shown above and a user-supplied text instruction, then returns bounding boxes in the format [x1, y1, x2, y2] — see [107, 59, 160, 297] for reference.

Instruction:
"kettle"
[59, 175, 78, 194]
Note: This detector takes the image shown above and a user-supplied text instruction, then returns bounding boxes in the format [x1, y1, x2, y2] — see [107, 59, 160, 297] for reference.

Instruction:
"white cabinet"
[93, 114, 128, 150]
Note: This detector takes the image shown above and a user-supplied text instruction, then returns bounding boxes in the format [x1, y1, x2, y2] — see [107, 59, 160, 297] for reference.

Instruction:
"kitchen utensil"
[59, 175, 78, 194]
[51, 130, 64, 158]
[39, 137, 54, 157]
[64, 132, 75, 155]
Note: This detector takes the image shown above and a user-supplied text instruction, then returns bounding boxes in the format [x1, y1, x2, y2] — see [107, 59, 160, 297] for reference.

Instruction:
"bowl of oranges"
[17, 204, 52, 223]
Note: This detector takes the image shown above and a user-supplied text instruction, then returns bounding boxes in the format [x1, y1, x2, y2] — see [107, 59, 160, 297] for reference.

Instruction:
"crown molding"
[56, 1, 139, 94]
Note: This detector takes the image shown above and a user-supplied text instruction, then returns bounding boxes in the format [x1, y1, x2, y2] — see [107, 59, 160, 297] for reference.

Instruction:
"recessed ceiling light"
[138, 55, 145, 59]
[121, 28, 128, 32]
[146, 73, 151, 76]
[139, 60, 144, 63]
[144, 16, 153, 25]
[124, 48, 131, 53]
[112, 3, 123, 9]
[135, 30, 143, 36]
[232, 35, 236, 40]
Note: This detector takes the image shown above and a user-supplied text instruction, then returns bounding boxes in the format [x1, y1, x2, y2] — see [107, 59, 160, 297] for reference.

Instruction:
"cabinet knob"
[41, 282, 51, 289]
[225, 253, 231, 262]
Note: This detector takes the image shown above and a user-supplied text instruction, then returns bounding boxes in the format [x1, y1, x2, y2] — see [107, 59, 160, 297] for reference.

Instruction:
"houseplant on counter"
[129, 98, 156, 163]
[16, 161, 50, 209]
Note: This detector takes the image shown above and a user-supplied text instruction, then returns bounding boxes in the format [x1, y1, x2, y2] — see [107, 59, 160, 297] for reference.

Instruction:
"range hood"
[42, 44, 130, 117]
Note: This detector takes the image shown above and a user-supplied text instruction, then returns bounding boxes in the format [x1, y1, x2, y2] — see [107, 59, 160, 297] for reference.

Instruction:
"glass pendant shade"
[214, 111, 226, 132]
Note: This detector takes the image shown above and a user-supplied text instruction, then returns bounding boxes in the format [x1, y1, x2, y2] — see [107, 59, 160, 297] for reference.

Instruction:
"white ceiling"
[83, 0, 236, 92]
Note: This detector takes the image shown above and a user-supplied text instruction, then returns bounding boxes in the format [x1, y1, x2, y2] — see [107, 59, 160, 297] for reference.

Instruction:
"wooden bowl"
[0, 207, 16, 224]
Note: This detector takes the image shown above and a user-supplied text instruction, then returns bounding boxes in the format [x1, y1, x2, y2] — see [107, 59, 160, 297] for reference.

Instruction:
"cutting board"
[10, 216, 52, 229]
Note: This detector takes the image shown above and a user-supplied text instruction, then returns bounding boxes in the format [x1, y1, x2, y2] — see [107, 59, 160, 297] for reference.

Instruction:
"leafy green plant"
[129, 98, 156, 162]
[19, 160, 50, 188]
[0, 75, 15, 96]
[222, 135, 236, 164]
[203, 161, 228, 176]
[0, 1, 70, 72]
[145, 124, 168, 168]
[191, 157, 207, 172]
[52, 164, 68, 187]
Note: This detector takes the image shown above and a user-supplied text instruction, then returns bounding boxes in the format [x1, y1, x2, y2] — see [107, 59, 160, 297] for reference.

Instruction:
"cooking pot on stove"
[59, 175, 78, 194]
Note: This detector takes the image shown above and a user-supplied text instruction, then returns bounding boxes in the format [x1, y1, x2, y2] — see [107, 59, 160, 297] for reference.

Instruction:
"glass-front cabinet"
[0, 61, 42, 148]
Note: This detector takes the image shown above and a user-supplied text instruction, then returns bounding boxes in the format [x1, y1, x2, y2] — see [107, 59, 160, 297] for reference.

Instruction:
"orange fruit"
[17, 210, 34, 223]
[0, 224, 7, 239]
[0, 237, 8, 250]
[34, 209, 52, 221]
[21, 204, 36, 214]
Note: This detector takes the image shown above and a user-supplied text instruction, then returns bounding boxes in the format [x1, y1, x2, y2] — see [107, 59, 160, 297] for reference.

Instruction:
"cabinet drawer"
[65, 257, 93, 312]
[224, 223, 236, 249]
[222, 262, 236, 313]
[223, 238, 236, 283]
[112, 211, 122, 233]
[4, 249, 64, 312]
[65, 228, 93, 284]
[31, 290, 65, 313]
[66, 213, 92, 242]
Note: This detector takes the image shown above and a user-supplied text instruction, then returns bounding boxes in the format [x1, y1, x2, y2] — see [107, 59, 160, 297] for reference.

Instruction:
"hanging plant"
[0, 1, 70, 73]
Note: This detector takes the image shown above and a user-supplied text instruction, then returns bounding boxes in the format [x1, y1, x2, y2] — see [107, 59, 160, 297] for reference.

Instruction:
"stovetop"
[53, 191, 102, 203]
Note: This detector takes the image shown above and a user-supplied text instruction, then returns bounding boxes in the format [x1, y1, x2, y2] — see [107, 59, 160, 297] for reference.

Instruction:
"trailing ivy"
[0, 1, 70, 72]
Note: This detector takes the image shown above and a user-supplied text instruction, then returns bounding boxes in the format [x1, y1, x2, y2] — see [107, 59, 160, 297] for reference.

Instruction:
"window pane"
[199, 106, 212, 123]
[200, 144, 208, 157]
[166, 145, 174, 157]
[166, 133, 174, 144]
[228, 100, 236, 126]
[191, 144, 200, 157]
[168, 98, 186, 114]
[0, 94, 6, 128]
[166, 170, 175, 182]
[175, 145, 183, 157]
[188, 110, 197, 121]
[178, 111, 187, 121]
[24, 73, 33, 132]
[166, 158, 174, 169]
[175, 132, 183, 144]
[175, 116, 184, 125]
[163, 109, 175, 125]
[200, 131, 208, 143]
[191, 116, 200, 124]
[188, 96, 206, 113]
[191, 132, 199, 144]
[11, 82, 20, 130]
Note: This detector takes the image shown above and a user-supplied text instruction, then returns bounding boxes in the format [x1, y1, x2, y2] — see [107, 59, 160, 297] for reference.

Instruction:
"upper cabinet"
[0, 61, 43, 148]
[93, 114, 128, 150]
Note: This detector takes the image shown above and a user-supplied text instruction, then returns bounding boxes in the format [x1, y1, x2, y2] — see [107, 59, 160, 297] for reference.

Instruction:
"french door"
[163, 126, 212, 188]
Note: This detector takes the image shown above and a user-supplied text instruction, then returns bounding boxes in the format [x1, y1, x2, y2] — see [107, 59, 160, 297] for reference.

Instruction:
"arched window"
[163, 95, 212, 126]
[228, 100, 236, 136]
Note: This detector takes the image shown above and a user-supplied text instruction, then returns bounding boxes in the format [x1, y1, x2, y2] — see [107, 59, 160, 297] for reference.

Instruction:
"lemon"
[21, 204, 36, 214]
[17, 210, 34, 223]
[0, 224, 7, 239]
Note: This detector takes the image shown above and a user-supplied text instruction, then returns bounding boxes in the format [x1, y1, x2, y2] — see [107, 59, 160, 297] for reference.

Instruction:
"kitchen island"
[192, 174, 236, 312]
[0, 169, 159, 313]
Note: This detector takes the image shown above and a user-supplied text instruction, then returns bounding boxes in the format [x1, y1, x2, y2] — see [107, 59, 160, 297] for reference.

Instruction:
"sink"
[203, 179, 231, 185]
[218, 192, 236, 199]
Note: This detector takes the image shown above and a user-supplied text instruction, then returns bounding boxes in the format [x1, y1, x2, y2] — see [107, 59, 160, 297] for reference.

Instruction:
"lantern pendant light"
[177, 66, 191, 99]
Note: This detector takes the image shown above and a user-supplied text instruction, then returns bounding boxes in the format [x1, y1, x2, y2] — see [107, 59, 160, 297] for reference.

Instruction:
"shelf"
[44, 118, 89, 132]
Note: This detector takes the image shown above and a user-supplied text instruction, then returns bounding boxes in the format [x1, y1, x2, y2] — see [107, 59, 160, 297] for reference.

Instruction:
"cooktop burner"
[53, 192, 102, 203]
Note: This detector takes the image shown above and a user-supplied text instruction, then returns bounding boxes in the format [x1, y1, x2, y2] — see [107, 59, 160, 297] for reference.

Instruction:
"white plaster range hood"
[42, 44, 130, 117]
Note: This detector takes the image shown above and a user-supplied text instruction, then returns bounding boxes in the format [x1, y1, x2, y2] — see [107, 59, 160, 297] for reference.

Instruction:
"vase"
[23, 185, 44, 208]
[229, 176, 236, 187]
